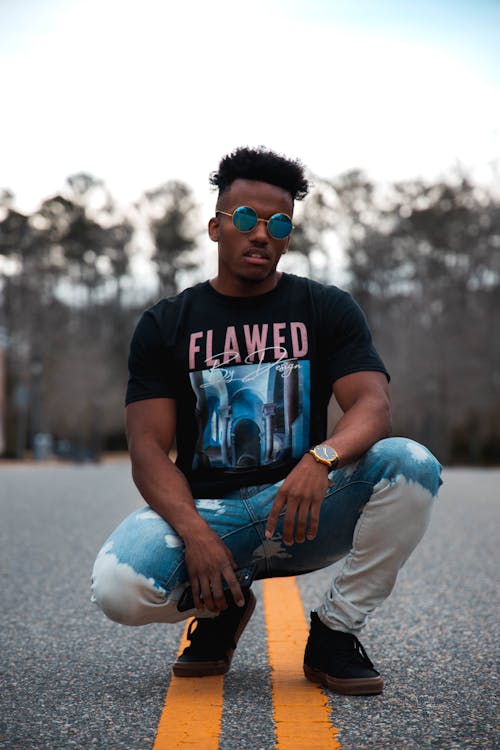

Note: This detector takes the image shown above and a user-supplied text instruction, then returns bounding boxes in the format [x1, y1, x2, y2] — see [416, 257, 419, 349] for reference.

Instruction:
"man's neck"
[209, 272, 282, 298]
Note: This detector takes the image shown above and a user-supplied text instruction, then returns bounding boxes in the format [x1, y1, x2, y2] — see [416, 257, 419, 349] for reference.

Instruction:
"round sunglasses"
[216, 206, 293, 239]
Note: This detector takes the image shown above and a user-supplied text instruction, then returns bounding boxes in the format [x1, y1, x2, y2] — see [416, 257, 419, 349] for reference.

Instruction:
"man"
[92, 146, 442, 695]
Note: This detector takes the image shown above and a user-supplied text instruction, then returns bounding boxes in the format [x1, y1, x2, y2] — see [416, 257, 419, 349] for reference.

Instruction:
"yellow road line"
[152, 625, 224, 749]
[152, 579, 340, 749]
[262, 577, 340, 750]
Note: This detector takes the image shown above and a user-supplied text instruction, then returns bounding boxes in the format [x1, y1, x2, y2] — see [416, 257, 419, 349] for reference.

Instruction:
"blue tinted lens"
[268, 213, 293, 239]
[232, 206, 257, 232]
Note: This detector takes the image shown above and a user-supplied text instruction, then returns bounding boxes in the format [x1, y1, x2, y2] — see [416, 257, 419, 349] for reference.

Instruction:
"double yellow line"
[153, 577, 340, 749]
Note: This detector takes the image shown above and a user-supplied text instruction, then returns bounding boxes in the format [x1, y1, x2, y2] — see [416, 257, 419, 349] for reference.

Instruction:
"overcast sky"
[1, 0, 499, 213]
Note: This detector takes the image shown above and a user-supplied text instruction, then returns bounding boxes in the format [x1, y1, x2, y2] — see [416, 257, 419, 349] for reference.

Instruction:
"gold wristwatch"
[308, 444, 340, 470]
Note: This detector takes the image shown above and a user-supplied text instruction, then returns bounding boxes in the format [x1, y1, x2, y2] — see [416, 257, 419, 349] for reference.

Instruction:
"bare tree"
[338, 171, 500, 463]
[139, 180, 200, 297]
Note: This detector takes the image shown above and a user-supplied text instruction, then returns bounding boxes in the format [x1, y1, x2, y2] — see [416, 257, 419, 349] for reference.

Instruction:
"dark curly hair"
[210, 146, 310, 201]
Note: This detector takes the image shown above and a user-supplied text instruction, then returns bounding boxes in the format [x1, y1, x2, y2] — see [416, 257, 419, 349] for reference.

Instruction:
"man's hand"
[183, 527, 245, 612]
[264, 371, 391, 545]
[127, 399, 246, 614]
[265, 454, 330, 545]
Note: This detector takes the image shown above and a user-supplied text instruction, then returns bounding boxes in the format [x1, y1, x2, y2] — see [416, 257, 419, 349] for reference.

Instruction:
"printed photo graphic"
[189, 359, 310, 470]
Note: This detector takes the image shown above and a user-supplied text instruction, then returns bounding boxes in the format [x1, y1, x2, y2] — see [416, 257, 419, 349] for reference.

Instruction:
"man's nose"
[250, 218, 269, 242]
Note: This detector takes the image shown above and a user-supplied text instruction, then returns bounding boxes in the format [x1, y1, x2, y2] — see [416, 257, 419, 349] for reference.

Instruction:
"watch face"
[316, 445, 335, 461]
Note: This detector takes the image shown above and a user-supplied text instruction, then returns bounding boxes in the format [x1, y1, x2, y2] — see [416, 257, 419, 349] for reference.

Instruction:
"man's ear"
[281, 236, 291, 254]
[208, 216, 219, 243]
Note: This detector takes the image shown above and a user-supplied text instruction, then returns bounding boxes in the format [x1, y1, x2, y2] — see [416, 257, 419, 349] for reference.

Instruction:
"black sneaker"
[172, 589, 256, 677]
[303, 611, 384, 695]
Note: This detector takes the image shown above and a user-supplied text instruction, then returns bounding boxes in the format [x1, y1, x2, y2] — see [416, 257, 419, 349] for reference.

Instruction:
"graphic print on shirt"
[188, 322, 311, 471]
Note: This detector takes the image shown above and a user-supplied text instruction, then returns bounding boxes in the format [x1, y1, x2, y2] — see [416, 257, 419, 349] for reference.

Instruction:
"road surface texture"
[1, 461, 498, 749]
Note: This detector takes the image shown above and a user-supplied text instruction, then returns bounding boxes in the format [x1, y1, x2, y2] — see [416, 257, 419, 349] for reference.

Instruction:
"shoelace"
[350, 635, 375, 669]
[183, 616, 235, 657]
[335, 633, 375, 670]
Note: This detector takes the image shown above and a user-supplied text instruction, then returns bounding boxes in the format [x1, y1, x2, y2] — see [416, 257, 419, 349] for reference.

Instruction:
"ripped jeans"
[91, 438, 442, 634]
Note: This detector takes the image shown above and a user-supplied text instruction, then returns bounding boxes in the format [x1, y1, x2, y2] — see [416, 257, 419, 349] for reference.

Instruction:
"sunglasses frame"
[216, 206, 294, 240]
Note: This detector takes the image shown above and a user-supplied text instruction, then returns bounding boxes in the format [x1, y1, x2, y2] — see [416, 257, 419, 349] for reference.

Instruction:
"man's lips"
[243, 248, 270, 264]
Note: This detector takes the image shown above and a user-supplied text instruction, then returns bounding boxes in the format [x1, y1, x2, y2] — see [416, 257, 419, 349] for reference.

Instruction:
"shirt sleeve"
[125, 309, 178, 405]
[323, 289, 390, 384]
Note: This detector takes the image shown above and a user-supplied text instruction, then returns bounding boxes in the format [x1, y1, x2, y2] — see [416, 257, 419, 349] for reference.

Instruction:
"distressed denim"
[91, 437, 442, 633]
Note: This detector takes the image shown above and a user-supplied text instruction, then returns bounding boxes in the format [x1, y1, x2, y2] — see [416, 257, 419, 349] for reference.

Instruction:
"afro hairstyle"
[210, 146, 309, 201]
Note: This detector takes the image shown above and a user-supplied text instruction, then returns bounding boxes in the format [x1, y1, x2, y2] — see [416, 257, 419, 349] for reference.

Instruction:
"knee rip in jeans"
[369, 437, 442, 497]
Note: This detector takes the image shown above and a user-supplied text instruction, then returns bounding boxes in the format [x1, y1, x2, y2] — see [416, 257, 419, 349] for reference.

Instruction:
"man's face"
[208, 178, 294, 296]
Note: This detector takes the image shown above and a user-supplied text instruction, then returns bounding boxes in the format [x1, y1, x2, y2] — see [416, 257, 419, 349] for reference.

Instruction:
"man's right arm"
[126, 398, 244, 611]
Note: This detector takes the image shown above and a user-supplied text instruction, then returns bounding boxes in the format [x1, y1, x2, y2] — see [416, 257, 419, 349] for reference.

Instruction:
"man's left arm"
[265, 371, 391, 545]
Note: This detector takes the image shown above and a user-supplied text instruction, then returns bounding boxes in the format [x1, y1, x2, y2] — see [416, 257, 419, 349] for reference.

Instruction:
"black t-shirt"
[126, 273, 389, 498]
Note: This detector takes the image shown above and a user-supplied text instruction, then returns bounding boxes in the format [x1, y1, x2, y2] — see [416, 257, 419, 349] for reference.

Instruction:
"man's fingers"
[294, 502, 311, 543]
[184, 538, 242, 612]
[200, 575, 223, 612]
[270, 494, 323, 545]
[191, 579, 203, 611]
[194, 564, 245, 612]
[197, 577, 212, 611]
[209, 579, 229, 611]
[306, 505, 321, 540]
[282, 500, 299, 545]
[223, 567, 244, 607]
[220, 564, 244, 607]
[265, 493, 286, 538]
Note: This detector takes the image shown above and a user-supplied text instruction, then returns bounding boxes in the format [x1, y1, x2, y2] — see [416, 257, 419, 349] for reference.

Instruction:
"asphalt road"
[1, 461, 498, 750]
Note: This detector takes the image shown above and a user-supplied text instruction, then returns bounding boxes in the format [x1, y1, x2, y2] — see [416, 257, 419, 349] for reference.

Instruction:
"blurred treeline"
[0, 169, 499, 464]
